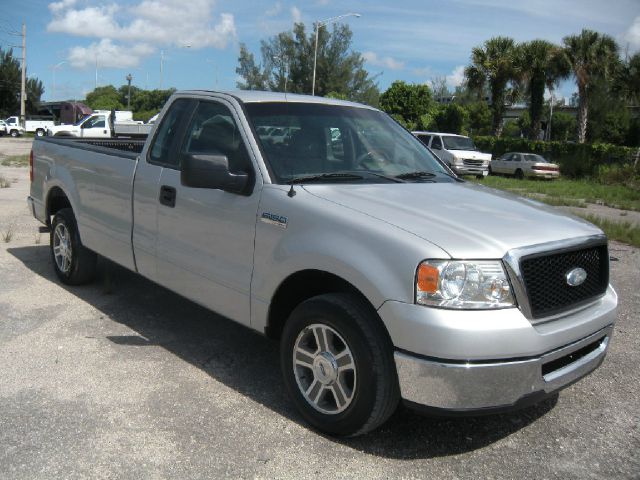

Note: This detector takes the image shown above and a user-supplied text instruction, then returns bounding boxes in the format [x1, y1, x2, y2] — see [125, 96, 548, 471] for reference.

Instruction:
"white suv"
[412, 131, 491, 178]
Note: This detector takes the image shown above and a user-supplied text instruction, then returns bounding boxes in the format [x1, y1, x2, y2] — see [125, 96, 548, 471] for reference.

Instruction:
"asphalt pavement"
[0, 149, 638, 479]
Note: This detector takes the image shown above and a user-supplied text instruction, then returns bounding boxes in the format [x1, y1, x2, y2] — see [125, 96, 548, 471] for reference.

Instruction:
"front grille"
[463, 158, 484, 167]
[520, 245, 609, 318]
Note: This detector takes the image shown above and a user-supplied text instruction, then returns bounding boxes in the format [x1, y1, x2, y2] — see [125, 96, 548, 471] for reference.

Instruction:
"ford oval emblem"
[566, 267, 587, 287]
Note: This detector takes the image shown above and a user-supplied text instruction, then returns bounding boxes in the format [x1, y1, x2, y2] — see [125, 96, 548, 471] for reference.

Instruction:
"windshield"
[442, 136, 476, 151]
[523, 154, 548, 163]
[244, 102, 453, 184]
[74, 114, 93, 126]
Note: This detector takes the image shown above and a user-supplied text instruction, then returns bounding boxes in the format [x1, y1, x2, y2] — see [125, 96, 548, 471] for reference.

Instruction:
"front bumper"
[394, 324, 612, 411]
[452, 164, 488, 176]
[379, 285, 617, 411]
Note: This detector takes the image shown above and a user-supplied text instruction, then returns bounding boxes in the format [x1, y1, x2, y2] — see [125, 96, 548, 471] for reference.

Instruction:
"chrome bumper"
[452, 165, 488, 176]
[394, 324, 613, 411]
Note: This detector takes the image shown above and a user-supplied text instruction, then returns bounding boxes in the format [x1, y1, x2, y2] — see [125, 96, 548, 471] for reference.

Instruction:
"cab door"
[80, 115, 110, 138]
[148, 98, 261, 326]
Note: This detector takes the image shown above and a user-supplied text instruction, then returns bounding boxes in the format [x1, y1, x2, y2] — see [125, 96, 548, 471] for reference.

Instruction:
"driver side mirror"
[181, 153, 249, 194]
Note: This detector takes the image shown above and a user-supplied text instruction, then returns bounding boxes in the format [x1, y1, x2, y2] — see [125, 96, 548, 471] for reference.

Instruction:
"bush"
[594, 163, 640, 188]
[473, 136, 638, 178]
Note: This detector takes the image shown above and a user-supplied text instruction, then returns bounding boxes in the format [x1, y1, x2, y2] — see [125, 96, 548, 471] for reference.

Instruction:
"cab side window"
[149, 99, 193, 168]
[417, 134, 431, 146]
[431, 136, 442, 149]
[181, 101, 252, 174]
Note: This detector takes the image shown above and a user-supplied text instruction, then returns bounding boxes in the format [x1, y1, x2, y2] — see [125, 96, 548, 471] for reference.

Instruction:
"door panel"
[153, 98, 260, 325]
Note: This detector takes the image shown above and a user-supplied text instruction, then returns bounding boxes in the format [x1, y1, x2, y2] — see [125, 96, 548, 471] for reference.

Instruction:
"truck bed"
[31, 136, 143, 270]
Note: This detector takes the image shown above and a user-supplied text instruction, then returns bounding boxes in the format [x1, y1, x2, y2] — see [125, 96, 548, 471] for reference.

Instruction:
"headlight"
[451, 154, 462, 164]
[416, 260, 515, 309]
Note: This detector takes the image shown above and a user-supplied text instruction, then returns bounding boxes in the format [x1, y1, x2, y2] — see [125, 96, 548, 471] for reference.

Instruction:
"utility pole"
[126, 73, 132, 109]
[20, 23, 26, 127]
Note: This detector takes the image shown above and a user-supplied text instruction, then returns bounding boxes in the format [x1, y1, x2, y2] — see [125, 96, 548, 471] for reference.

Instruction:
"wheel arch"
[265, 269, 390, 342]
[45, 185, 73, 227]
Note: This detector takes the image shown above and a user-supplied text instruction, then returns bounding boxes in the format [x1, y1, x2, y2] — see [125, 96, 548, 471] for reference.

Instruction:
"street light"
[126, 73, 133, 109]
[312, 12, 361, 96]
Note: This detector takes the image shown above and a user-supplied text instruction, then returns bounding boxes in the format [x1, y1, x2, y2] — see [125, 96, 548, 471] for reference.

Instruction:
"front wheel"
[10, 129, 19, 137]
[281, 293, 399, 436]
[50, 208, 97, 285]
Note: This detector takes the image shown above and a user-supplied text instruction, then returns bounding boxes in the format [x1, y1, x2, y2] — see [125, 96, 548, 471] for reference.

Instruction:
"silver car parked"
[491, 152, 560, 179]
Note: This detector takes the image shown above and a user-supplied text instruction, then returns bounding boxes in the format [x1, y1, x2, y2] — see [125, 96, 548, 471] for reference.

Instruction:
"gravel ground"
[0, 157, 639, 479]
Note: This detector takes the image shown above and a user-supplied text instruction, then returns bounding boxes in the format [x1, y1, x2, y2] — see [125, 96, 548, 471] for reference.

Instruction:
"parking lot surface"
[0, 153, 639, 479]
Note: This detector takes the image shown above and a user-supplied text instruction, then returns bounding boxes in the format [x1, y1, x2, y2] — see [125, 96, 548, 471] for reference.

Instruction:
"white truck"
[5, 116, 54, 137]
[47, 111, 152, 138]
[412, 131, 492, 178]
[28, 90, 617, 437]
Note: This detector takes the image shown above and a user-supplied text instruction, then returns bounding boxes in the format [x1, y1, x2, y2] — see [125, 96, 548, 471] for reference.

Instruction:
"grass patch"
[0, 154, 29, 167]
[575, 214, 640, 248]
[474, 176, 640, 211]
[2, 224, 14, 243]
[0, 175, 10, 188]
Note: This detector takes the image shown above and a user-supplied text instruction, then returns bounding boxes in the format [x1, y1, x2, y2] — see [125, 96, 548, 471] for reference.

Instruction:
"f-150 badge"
[261, 212, 288, 229]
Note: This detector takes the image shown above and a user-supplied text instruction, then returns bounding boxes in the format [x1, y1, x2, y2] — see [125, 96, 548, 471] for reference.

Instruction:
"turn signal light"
[417, 263, 439, 293]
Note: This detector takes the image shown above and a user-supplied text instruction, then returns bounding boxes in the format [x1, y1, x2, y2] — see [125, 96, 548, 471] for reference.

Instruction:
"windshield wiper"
[288, 173, 365, 184]
[395, 171, 437, 181]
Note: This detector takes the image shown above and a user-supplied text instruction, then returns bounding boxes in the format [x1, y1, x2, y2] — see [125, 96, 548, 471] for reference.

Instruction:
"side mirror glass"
[181, 153, 249, 194]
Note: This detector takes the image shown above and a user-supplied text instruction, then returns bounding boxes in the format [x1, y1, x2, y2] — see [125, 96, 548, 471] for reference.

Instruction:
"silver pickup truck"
[28, 91, 617, 437]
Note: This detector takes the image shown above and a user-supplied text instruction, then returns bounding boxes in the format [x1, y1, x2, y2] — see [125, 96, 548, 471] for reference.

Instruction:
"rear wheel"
[515, 169, 524, 180]
[281, 293, 399, 436]
[35, 128, 45, 137]
[50, 208, 97, 285]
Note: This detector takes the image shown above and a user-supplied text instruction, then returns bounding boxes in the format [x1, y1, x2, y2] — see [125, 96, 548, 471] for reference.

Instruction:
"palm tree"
[562, 29, 619, 143]
[465, 36, 519, 137]
[517, 40, 569, 140]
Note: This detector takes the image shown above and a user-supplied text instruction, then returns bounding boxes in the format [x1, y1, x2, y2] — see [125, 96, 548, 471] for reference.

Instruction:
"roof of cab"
[176, 90, 378, 110]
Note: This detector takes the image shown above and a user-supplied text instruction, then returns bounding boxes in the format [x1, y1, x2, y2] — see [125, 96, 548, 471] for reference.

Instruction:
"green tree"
[562, 29, 619, 143]
[236, 23, 379, 105]
[85, 85, 124, 110]
[0, 47, 44, 117]
[549, 112, 576, 141]
[517, 40, 569, 140]
[379, 81, 434, 130]
[465, 36, 520, 137]
[464, 101, 492, 135]
[433, 103, 467, 134]
[616, 52, 640, 105]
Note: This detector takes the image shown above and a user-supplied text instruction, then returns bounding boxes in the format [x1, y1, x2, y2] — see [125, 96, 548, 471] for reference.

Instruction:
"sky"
[1, 0, 639, 104]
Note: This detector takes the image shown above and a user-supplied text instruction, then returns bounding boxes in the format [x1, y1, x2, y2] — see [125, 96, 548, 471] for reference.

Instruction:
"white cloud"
[446, 65, 465, 89]
[622, 16, 640, 53]
[363, 51, 405, 70]
[266, 2, 282, 17]
[68, 39, 154, 69]
[47, 0, 236, 69]
[48, 0, 77, 13]
[291, 6, 302, 23]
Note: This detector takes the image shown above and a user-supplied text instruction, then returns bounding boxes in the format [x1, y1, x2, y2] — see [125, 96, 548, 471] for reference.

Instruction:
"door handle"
[159, 185, 176, 207]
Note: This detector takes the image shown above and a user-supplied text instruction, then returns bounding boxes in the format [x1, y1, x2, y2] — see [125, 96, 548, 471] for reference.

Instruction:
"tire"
[36, 128, 45, 137]
[50, 208, 97, 285]
[281, 293, 400, 437]
[10, 129, 18, 138]
[515, 169, 524, 180]
[475, 174, 485, 180]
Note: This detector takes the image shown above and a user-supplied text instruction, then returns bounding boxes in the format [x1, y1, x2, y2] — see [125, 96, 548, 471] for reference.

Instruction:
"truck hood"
[449, 150, 492, 161]
[303, 183, 602, 258]
[48, 124, 80, 134]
